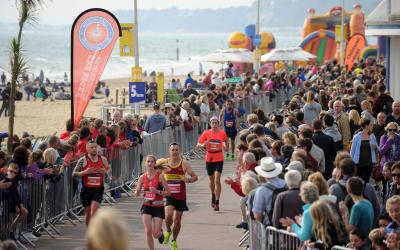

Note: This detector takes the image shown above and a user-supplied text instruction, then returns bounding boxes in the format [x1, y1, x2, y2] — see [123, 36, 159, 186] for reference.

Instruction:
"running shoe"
[230, 154, 236, 161]
[214, 204, 220, 211]
[163, 231, 171, 245]
[225, 153, 231, 160]
[158, 232, 164, 244]
[171, 240, 179, 250]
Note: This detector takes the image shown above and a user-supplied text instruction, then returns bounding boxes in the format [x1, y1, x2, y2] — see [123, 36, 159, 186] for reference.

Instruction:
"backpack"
[262, 183, 287, 225]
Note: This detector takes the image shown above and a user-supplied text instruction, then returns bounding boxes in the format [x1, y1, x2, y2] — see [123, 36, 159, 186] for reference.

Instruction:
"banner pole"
[134, 0, 140, 114]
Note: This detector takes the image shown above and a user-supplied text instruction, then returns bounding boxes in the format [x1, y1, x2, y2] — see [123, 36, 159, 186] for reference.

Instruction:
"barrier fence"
[1, 86, 297, 248]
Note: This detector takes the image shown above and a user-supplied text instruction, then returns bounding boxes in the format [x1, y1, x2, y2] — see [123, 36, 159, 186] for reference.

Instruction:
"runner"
[163, 142, 198, 250]
[220, 99, 240, 160]
[197, 116, 227, 211]
[134, 155, 171, 250]
[72, 140, 110, 226]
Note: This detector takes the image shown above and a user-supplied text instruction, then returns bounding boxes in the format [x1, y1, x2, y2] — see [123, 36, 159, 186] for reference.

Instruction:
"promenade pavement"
[34, 159, 244, 250]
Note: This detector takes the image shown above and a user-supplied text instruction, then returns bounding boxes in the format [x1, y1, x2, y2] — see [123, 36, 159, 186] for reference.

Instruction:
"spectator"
[271, 170, 303, 229]
[348, 109, 361, 138]
[361, 100, 375, 124]
[78, 127, 91, 155]
[307, 200, 344, 249]
[333, 100, 351, 150]
[302, 91, 322, 125]
[382, 161, 395, 209]
[252, 157, 286, 225]
[389, 163, 400, 197]
[86, 208, 130, 250]
[60, 119, 74, 141]
[373, 112, 388, 145]
[184, 73, 195, 89]
[323, 114, 343, 150]
[312, 119, 337, 179]
[368, 228, 387, 250]
[339, 177, 374, 239]
[386, 101, 400, 126]
[182, 83, 198, 98]
[144, 102, 166, 134]
[299, 128, 325, 174]
[347, 229, 370, 250]
[271, 114, 289, 139]
[350, 118, 379, 183]
[385, 195, 400, 235]
[373, 84, 394, 115]
[329, 158, 380, 220]
[379, 122, 400, 170]
[280, 181, 319, 241]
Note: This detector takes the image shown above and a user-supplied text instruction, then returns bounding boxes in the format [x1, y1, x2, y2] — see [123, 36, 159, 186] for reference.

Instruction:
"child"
[378, 213, 392, 229]
[382, 161, 395, 209]
[4, 162, 28, 240]
[347, 229, 369, 250]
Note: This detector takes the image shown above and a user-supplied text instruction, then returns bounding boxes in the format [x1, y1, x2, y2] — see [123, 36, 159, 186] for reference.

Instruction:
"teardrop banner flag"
[71, 8, 121, 129]
[345, 34, 366, 70]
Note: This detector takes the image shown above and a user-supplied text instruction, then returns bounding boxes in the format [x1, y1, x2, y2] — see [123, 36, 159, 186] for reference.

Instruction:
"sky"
[0, 0, 255, 25]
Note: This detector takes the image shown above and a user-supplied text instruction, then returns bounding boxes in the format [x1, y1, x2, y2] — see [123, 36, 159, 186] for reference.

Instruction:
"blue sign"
[129, 82, 146, 103]
[253, 35, 261, 47]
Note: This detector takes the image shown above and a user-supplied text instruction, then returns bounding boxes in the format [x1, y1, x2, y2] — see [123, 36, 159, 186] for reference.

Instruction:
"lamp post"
[176, 39, 180, 61]
[340, 0, 345, 67]
[254, 0, 261, 74]
[134, 0, 139, 67]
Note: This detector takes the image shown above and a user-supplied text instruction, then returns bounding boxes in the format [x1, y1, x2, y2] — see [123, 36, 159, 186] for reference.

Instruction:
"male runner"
[220, 99, 240, 160]
[197, 116, 227, 211]
[163, 142, 198, 250]
[73, 140, 110, 226]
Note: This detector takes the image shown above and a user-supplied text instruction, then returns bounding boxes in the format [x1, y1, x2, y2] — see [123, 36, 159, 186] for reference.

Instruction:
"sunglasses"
[8, 169, 17, 174]
[392, 173, 400, 177]
[388, 129, 397, 132]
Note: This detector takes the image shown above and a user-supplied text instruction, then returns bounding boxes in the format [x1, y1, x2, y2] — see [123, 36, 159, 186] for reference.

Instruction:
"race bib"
[87, 175, 102, 187]
[225, 121, 234, 127]
[144, 190, 156, 200]
[168, 183, 181, 194]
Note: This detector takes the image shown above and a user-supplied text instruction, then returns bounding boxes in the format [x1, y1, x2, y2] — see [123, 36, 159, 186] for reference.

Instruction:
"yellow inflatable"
[228, 32, 248, 48]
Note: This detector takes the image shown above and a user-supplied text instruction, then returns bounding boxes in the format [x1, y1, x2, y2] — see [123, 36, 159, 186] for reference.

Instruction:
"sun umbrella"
[261, 47, 316, 62]
[199, 48, 254, 64]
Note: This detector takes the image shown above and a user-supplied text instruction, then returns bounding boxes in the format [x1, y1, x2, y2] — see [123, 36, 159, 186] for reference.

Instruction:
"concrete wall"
[389, 36, 400, 101]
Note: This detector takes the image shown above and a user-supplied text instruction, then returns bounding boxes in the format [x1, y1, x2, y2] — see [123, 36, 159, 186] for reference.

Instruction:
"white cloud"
[0, 0, 255, 25]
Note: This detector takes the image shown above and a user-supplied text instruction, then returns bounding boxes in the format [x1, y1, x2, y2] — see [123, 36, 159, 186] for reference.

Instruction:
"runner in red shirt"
[134, 155, 171, 250]
[197, 116, 227, 211]
[73, 140, 110, 226]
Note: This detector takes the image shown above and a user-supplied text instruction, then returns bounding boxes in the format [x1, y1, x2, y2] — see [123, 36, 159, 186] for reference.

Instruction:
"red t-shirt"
[77, 138, 88, 155]
[198, 129, 227, 162]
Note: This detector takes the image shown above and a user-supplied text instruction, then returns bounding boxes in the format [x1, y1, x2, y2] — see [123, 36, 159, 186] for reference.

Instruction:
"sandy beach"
[0, 75, 188, 137]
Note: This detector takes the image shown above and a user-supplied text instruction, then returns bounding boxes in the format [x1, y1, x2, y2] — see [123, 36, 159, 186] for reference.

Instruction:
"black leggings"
[357, 165, 373, 183]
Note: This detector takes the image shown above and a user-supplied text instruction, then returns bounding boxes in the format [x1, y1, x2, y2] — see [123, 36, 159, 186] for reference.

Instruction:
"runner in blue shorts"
[220, 99, 239, 160]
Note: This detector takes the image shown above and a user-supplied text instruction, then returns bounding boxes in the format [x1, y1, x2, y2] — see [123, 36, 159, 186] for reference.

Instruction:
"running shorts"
[141, 205, 165, 219]
[206, 161, 224, 176]
[225, 128, 237, 139]
[80, 186, 104, 207]
[165, 196, 189, 211]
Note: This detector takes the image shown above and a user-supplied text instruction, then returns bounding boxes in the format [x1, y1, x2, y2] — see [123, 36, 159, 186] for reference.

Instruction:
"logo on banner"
[129, 82, 146, 103]
[79, 16, 115, 51]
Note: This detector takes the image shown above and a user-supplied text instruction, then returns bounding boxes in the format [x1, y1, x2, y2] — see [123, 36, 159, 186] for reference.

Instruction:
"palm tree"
[7, 0, 42, 153]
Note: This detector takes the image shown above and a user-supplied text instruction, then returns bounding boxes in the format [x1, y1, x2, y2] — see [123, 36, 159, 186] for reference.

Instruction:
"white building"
[366, 0, 400, 101]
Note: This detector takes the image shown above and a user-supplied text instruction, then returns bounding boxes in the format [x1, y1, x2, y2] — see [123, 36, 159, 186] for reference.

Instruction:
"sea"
[0, 29, 303, 81]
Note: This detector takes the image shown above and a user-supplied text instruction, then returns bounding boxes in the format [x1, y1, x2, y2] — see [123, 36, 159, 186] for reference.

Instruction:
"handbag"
[183, 117, 194, 131]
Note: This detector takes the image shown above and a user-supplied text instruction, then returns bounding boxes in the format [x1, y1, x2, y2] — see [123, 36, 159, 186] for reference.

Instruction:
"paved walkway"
[34, 159, 244, 250]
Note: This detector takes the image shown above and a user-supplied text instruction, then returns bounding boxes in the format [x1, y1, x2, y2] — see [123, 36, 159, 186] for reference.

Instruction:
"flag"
[71, 8, 121, 128]
[120, 23, 135, 57]
[345, 34, 366, 70]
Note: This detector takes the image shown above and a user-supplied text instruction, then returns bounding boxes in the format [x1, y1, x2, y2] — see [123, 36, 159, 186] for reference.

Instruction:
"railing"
[1, 85, 298, 248]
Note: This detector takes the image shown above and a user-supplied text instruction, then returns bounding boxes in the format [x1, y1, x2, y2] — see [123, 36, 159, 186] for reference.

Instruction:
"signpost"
[129, 82, 146, 103]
